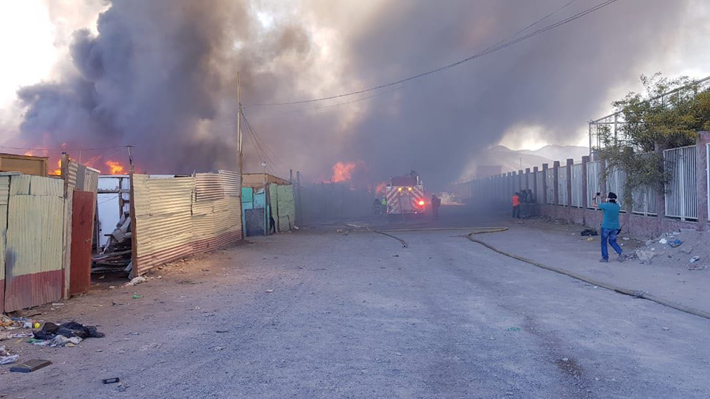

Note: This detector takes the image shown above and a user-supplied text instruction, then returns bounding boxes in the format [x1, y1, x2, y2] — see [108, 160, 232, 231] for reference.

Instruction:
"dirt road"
[2, 213, 709, 398]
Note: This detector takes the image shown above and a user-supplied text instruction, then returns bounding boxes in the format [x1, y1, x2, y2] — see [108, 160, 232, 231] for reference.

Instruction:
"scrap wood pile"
[93, 213, 133, 274]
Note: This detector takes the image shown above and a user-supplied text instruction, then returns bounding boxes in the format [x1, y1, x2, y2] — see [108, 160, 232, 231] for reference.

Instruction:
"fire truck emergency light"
[418, 200, 425, 206]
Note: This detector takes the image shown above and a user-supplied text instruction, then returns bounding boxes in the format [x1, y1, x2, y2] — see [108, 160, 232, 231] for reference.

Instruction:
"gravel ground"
[1, 212, 710, 398]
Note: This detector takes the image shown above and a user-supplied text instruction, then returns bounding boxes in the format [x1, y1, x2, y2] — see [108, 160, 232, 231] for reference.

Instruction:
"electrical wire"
[241, 110, 285, 172]
[242, 113, 278, 174]
[245, 85, 404, 118]
[0, 144, 128, 152]
[250, 0, 618, 107]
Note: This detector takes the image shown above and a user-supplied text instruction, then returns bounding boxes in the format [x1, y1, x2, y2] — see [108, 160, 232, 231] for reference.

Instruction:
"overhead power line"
[0, 145, 128, 152]
[241, 110, 283, 173]
[251, 0, 618, 107]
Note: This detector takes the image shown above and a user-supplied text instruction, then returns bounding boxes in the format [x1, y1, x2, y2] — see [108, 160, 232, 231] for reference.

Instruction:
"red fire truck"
[385, 172, 426, 217]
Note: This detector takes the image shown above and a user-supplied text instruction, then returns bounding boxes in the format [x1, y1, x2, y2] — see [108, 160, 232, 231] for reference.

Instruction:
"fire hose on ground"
[465, 227, 710, 321]
[369, 225, 710, 321]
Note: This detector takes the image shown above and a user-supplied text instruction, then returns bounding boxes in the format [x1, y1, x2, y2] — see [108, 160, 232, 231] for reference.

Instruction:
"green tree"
[596, 74, 710, 213]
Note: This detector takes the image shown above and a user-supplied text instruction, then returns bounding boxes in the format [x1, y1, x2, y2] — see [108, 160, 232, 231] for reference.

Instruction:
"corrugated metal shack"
[0, 153, 49, 177]
[241, 173, 296, 236]
[0, 157, 99, 312]
[131, 170, 242, 275]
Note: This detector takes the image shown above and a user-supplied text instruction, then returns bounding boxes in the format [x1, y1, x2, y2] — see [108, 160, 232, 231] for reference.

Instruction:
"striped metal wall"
[570, 164, 583, 208]
[4, 175, 65, 311]
[664, 145, 698, 220]
[133, 171, 242, 275]
[0, 175, 10, 311]
[558, 167, 568, 206]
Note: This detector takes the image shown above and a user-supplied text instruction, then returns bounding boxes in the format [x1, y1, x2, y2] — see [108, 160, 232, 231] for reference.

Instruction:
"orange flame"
[331, 161, 365, 183]
[51, 159, 61, 176]
[375, 182, 387, 194]
[105, 160, 125, 175]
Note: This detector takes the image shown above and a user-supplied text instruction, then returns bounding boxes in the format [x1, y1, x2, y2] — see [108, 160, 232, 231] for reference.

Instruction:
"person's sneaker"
[617, 254, 626, 262]
[599, 258, 609, 263]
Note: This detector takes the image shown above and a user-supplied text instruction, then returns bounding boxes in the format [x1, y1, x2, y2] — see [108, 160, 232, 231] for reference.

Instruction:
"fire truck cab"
[385, 172, 426, 217]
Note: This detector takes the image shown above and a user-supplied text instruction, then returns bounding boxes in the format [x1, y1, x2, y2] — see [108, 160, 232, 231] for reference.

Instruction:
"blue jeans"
[601, 228, 622, 260]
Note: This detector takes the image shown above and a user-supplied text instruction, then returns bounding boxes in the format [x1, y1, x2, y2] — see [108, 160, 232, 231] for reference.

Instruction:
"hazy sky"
[1, 0, 709, 187]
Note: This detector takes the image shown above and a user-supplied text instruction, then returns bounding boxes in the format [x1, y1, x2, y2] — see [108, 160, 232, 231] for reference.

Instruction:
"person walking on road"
[431, 194, 441, 219]
[512, 192, 521, 219]
[593, 192, 625, 263]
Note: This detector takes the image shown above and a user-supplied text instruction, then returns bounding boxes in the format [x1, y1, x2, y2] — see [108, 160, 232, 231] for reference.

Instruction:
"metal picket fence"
[586, 161, 602, 209]
[557, 167, 567, 205]
[631, 186, 657, 216]
[606, 166, 627, 212]
[545, 168, 555, 204]
[664, 145, 697, 220]
[535, 170, 544, 203]
[571, 164, 583, 207]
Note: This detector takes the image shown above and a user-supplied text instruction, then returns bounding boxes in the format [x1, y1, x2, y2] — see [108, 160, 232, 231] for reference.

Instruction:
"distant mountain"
[520, 145, 589, 164]
[458, 144, 589, 181]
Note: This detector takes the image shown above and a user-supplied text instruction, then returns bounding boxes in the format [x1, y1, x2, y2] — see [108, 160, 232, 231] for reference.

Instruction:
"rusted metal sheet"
[4, 176, 65, 311]
[132, 170, 242, 275]
[219, 170, 242, 196]
[133, 175, 194, 274]
[0, 153, 48, 176]
[66, 161, 100, 192]
[69, 190, 94, 296]
[63, 161, 97, 298]
[195, 173, 224, 201]
[0, 175, 10, 311]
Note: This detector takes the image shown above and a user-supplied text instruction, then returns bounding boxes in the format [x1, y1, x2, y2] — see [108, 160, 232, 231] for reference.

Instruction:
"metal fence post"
[525, 168, 531, 190]
[542, 163, 549, 205]
[697, 132, 710, 229]
[581, 156, 589, 210]
[553, 161, 560, 206]
[533, 166, 539, 203]
[565, 158, 574, 208]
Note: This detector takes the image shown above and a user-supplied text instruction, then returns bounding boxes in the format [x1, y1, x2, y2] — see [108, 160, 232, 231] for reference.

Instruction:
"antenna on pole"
[237, 72, 243, 175]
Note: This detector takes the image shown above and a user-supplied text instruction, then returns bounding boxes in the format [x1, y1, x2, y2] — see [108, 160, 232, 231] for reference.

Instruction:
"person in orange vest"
[512, 192, 521, 219]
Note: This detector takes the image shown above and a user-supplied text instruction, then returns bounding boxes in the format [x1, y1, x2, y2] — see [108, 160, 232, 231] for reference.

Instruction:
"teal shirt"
[599, 202, 620, 230]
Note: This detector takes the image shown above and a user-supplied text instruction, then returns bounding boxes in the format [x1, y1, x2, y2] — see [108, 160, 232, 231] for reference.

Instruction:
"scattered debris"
[636, 249, 655, 265]
[10, 359, 52, 373]
[0, 345, 19, 364]
[0, 354, 19, 365]
[659, 238, 668, 245]
[93, 214, 132, 273]
[265, 289, 274, 294]
[668, 239, 683, 248]
[505, 327, 520, 332]
[689, 256, 700, 264]
[103, 377, 120, 384]
[622, 236, 630, 241]
[132, 293, 143, 299]
[586, 237, 594, 242]
[125, 276, 147, 287]
[31, 321, 104, 347]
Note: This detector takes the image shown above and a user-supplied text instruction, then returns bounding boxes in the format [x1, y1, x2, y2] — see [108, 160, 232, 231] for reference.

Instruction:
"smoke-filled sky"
[1, 0, 709, 189]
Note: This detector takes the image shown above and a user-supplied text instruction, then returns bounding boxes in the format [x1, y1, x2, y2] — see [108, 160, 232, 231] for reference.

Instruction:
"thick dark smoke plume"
[15, 0, 692, 188]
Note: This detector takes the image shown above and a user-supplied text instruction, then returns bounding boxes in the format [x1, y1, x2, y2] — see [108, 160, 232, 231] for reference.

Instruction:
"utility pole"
[237, 72, 243, 176]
